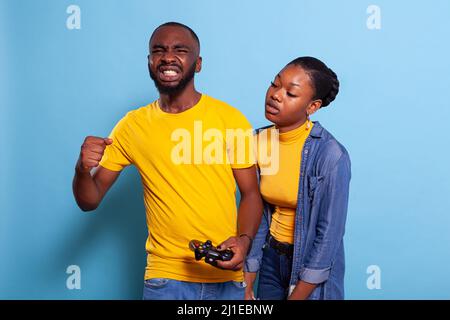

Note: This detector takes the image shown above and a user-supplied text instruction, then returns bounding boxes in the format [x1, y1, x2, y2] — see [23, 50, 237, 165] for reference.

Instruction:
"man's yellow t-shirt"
[99, 94, 254, 282]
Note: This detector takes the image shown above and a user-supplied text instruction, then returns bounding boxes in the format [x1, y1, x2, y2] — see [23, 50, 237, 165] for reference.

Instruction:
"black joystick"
[189, 239, 233, 266]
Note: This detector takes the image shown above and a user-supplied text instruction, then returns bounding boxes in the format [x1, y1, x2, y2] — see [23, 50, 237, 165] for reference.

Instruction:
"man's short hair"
[150, 22, 200, 51]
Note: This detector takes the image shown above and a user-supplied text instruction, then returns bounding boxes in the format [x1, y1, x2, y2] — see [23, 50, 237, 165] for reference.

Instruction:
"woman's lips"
[265, 103, 280, 115]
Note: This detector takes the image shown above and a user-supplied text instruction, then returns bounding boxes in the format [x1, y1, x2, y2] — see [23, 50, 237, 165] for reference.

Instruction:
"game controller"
[189, 239, 233, 266]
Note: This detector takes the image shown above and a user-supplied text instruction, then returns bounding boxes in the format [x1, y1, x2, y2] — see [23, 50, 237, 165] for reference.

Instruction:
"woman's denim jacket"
[244, 121, 351, 300]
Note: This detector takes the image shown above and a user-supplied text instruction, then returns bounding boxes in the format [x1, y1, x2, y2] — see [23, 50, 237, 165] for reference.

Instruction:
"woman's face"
[265, 64, 320, 130]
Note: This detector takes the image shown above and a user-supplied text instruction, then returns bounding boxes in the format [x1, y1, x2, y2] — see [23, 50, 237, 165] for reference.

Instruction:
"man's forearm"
[72, 161, 101, 211]
[237, 191, 263, 238]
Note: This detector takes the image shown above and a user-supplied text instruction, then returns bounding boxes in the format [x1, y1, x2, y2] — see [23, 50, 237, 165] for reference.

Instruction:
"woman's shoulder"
[311, 122, 351, 168]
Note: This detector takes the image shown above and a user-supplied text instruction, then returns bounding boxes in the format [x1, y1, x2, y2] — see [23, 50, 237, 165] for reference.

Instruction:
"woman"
[244, 57, 351, 300]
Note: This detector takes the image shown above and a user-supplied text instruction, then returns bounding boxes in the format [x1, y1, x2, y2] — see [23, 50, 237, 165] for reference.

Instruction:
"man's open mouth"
[158, 66, 182, 82]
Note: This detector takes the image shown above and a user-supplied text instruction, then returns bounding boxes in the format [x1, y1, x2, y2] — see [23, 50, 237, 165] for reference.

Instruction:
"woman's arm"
[243, 202, 271, 299]
[288, 281, 317, 300]
[290, 153, 351, 299]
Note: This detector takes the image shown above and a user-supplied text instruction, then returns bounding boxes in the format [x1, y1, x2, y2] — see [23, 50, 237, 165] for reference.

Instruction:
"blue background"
[1, 0, 449, 299]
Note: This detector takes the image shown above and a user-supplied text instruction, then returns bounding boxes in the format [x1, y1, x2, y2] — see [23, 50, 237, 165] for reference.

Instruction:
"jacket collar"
[309, 121, 324, 139]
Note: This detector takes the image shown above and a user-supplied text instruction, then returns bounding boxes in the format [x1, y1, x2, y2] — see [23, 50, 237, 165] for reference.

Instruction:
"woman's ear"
[307, 99, 322, 116]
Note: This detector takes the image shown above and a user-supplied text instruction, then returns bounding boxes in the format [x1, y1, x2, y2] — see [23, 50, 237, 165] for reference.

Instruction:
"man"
[72, 22, 263, 300]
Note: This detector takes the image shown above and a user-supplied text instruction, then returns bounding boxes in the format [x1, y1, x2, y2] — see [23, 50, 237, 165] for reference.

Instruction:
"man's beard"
[149, 61, 197, 95]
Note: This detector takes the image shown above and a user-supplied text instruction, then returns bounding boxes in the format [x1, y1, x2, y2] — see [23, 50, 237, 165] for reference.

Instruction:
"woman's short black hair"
[288, 57, 339, 107]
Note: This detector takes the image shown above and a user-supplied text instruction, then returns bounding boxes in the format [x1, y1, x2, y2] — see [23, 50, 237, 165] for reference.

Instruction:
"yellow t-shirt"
[259, 120, 313, 244]
[99, 94, 254, 282]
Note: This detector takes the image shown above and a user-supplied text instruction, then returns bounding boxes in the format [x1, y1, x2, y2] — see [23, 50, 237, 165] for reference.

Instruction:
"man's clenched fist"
[76, 136, 113, 173]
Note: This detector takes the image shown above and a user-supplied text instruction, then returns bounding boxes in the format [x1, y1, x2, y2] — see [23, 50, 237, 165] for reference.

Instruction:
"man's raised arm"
[72, 136, 120, 211]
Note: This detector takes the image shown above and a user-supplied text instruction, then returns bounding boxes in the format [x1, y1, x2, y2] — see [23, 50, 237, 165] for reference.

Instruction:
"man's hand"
[76, 136, 113, 173]
[73, 136, 119, 212]
[215, 235, 251, 271]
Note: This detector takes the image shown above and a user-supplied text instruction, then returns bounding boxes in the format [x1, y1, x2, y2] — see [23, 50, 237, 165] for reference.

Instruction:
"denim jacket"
[244, 121, 351, 300]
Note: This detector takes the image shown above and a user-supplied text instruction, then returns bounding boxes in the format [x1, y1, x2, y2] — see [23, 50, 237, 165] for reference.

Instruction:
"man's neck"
[158, 83, 202, 114]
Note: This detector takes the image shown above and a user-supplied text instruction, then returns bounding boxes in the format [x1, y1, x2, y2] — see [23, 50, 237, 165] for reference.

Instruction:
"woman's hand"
[287, 280, 317, 300]
[244, 272, 257, 300]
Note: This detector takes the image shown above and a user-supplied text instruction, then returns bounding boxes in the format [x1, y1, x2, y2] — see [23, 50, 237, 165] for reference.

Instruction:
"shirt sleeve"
[226, 109, 256, 169]
[99, 112, 134, 171]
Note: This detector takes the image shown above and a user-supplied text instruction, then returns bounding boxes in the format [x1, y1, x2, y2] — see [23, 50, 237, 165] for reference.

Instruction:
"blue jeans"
[142, 278, 246, 300]
[257, 244, 293, 300]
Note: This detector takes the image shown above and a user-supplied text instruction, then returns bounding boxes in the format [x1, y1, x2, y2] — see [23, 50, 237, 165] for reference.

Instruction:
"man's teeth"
[163, 70, 178, 76]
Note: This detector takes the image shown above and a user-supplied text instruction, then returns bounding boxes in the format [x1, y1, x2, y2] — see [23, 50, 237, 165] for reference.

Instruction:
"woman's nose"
[271, 90, 281, 102]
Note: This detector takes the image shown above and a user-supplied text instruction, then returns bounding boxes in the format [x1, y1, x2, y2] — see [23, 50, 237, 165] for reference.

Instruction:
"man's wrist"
[75, 159, 91, 174]
[239, 233, 253, 253]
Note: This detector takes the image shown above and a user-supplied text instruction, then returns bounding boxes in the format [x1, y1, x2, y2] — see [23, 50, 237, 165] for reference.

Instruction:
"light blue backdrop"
[1, 0, 449, 299]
